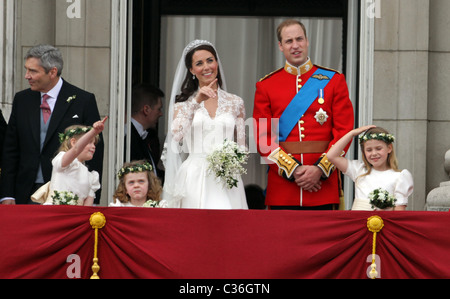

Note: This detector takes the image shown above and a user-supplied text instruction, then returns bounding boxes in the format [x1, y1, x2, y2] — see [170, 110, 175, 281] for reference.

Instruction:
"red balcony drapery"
[1, 206, 450, 279]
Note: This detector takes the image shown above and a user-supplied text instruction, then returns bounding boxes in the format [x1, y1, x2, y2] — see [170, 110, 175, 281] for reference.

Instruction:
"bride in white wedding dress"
[162, 40, 248, 210]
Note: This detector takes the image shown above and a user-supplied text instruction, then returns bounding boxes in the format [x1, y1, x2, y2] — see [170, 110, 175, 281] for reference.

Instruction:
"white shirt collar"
[131, 118, 148, 140]
[41, 77, 63, 111]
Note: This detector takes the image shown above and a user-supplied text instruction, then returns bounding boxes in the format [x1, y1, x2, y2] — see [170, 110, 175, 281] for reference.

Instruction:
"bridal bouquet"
[368, 188, 397, 210]
[207, 139, 249, 189]
[52, 190, 79, 205]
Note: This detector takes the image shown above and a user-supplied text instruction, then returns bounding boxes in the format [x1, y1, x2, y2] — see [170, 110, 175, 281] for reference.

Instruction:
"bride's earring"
[192, 74, 196, 80]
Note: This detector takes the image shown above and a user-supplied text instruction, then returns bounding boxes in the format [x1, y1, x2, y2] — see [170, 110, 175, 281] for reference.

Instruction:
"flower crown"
[359, 132, 395, 144]
[59, 127, 92, 143]
[117, 162, 153, 179]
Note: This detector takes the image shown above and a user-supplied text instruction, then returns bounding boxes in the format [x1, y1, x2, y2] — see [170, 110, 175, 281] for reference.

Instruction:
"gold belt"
[279, 141, 329, 154]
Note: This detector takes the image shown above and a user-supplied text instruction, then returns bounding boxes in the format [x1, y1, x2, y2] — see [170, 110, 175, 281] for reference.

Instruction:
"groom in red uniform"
[253, 19, 354, 210]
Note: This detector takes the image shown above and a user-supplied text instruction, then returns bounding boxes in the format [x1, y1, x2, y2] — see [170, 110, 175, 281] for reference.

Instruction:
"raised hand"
[352, 125, 376, 137]
[61, 116, 108, 167]
[195, 79, 218, 103]
[92, 116, 108, 134]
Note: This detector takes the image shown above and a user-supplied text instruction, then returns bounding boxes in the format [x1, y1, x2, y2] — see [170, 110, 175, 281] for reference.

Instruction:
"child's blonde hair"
[58, 124, 100, 153]
[358, 127, 399, 180]
[113, 160, 162, 204]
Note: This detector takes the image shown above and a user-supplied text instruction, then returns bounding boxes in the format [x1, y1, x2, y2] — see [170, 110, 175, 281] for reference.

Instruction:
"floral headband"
[359, 132, 395, 144]
[59, 127, 92, 144]
[117, 162, 153, 179]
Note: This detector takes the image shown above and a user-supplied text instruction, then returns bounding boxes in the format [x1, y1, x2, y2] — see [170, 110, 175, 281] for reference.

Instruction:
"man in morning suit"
[0, 44, 104, 205]
[128, 83, 164, 182]
[253, 19, 354, 210]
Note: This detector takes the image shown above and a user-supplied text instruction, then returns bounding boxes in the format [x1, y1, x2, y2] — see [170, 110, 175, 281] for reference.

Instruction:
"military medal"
[315, 108, 328, 125]
[318, 89, 325, 105]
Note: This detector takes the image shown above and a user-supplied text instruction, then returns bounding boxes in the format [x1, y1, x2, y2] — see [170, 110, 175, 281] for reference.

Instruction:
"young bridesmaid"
[327, 125, 414, 211]
[32, 117, 107, 206]
[110, 160, 164, 207]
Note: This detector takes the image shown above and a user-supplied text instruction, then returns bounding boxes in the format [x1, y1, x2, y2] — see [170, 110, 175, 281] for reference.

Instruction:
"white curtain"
[159, 16, 343, 189]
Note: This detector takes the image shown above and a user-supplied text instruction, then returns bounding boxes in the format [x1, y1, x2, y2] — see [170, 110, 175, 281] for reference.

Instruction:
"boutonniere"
[67, 95, 77, 103]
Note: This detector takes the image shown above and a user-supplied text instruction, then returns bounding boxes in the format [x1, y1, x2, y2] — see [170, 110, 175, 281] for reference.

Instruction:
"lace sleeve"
[235, 97, 246, 148]
[171, 98, 201, 143]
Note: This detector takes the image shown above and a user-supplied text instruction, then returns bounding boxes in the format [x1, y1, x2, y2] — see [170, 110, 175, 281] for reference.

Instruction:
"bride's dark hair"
[175, 44, 223, 103]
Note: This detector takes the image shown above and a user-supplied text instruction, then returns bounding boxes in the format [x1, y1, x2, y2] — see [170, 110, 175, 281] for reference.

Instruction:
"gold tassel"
[367, 216, 384, 279]
[89, 212, 106, 279]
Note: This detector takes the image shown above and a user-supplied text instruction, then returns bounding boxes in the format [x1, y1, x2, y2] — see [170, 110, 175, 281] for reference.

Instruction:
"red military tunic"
[253, 60, 354, 207]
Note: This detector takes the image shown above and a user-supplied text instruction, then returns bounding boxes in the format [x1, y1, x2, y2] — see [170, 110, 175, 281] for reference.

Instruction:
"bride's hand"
[195, 79, 218, 103]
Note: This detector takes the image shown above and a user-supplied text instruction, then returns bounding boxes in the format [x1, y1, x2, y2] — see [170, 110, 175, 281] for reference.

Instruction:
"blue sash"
[278, 69, 336, 142]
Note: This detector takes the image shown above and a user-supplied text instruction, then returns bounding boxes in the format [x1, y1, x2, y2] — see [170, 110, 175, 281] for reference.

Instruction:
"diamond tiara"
[183, 39, 214, 56]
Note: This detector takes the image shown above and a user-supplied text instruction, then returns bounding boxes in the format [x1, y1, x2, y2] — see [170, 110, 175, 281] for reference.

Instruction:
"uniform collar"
[284, 58, 313, 76]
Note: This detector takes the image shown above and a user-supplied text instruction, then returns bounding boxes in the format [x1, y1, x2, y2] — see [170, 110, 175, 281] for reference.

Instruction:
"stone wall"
[373, 0, 450, 210]
[427, 0, 450, 205]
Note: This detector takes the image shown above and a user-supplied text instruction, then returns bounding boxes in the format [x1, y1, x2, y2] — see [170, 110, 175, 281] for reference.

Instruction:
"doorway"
[129, 0, 359, 207]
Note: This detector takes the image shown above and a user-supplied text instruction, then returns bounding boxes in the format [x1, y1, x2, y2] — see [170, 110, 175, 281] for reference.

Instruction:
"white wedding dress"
[165, 88, 248, 209]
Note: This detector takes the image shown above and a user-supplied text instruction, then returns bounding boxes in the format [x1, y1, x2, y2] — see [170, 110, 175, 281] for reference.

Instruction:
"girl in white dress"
[162, 40, 248, 209]
[110, 160, 163, 207]
[328, 125, 414, 211]
[32, 117, 107, 206]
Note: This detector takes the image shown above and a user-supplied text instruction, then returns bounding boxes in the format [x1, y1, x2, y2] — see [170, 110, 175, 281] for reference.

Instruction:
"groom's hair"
[277, 19, 308, 43]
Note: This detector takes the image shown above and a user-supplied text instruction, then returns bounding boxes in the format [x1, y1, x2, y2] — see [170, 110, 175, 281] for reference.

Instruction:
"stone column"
[373, 0, 430, 210]
[427, 0, 450, 206]
[426, 150, 450, 211]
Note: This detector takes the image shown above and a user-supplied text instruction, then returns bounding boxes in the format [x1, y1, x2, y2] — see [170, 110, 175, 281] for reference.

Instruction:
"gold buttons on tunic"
[297, 77, 303, 90]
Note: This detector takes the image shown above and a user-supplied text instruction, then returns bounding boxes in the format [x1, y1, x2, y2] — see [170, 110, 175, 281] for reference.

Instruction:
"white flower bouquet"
[143, 199, 165, 208]
[52, 190, 79, 205]
[207, 139, 249, 189]
[369, 188, 397, 210]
